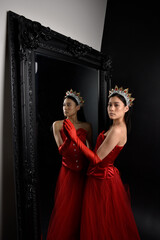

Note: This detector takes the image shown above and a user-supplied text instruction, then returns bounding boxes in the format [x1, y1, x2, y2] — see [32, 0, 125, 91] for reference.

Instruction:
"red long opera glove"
[63, 119, 101, 164]
[58, 137, 71, 155]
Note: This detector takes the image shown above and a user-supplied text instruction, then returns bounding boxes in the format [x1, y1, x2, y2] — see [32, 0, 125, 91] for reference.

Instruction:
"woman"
[63, 85, 141, 240]
[46, 89, 92, 240]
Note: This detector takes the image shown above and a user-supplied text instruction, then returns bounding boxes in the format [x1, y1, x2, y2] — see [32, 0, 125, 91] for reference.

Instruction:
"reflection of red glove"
[63, 119, 101, 164]
[58, 137, 70, 155]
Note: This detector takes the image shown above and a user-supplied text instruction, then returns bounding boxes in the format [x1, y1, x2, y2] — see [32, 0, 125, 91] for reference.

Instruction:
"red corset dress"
[46, 128, 88, 240]
[80, 131, 141, 240]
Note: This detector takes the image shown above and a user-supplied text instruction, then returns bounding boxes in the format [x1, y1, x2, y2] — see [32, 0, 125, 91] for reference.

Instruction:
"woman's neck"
[112, 118, 125, 126]
[67, 116, 79, 124]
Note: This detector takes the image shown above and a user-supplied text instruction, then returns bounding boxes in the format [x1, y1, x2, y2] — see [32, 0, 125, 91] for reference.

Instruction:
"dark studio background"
[101, 1, 160, 239]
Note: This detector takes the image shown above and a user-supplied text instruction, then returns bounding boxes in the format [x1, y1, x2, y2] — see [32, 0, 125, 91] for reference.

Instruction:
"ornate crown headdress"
[108, 85, 135, 107]
[65, 89, 84, 105]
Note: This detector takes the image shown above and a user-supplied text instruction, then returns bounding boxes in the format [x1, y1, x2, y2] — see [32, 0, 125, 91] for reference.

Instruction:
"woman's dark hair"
[108, 93, 132, 134]
[64, 95, 86, 122]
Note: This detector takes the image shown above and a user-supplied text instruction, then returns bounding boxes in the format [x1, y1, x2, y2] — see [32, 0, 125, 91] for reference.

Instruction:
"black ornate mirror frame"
[7, 10, 112, 240]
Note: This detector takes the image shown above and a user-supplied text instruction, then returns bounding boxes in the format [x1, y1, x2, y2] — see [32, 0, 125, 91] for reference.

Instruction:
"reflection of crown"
[108, 85, 135, 107]
[65, 89, 84, 105]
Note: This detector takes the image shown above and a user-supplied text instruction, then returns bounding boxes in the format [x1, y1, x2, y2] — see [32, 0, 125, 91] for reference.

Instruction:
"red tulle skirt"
[80, 171, 141, 240]
[47, 165, 86, 240]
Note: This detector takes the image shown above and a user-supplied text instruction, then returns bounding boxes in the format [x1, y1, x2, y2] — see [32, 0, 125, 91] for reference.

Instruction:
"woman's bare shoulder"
[111, 125, 122, 133]
[106, 125, 124, 138]
[52, 120, 63, 131]
[107, 124, 127, 143]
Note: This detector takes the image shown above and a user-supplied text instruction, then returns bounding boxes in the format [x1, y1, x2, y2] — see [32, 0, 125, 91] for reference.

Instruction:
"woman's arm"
[53, 120, 71, 155]
[63, 119, 100, 163]
[96, 127, 122, 160]
[52, 121, 63, 147]
[63, 119, 122, 164]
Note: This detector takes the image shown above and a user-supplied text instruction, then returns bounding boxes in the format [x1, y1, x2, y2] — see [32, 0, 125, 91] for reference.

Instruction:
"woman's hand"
[63, 119, 77, 143]
[63, 119, 101, 164]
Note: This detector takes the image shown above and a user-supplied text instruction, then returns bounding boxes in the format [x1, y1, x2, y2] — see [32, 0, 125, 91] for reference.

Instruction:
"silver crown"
[65, 89, 84, 105]
[108, 85, 135, 107]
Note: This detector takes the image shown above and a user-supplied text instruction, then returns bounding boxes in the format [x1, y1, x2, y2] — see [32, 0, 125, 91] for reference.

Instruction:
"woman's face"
[63, 98, 80, 118]
[107, 96, 129, 120]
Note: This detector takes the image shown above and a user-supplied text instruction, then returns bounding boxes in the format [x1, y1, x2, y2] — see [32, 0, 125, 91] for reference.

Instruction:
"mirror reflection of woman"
[63, 86, 141, 240]
[46, 89, 92, 240]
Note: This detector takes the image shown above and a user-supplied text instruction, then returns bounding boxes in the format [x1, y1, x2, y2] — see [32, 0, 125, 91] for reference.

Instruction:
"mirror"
[7, 11, 112, 240]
